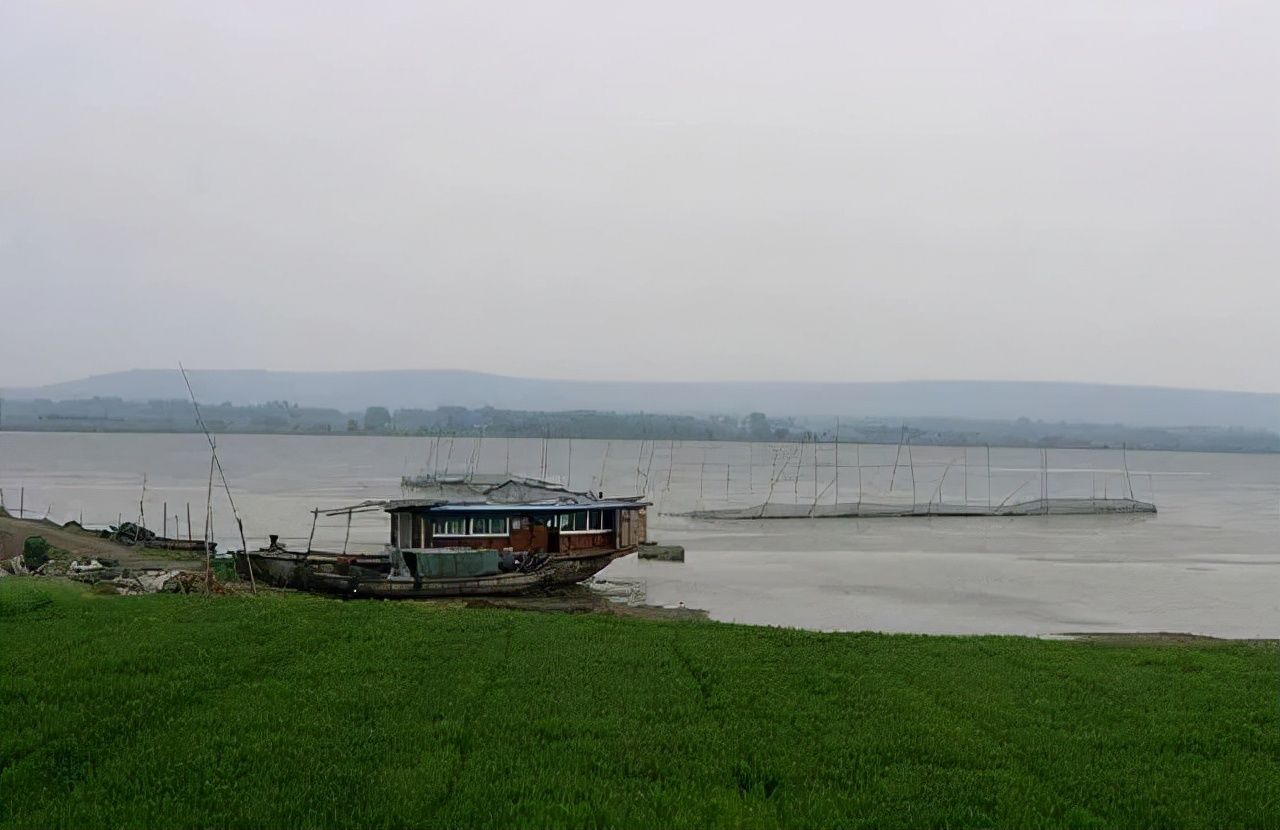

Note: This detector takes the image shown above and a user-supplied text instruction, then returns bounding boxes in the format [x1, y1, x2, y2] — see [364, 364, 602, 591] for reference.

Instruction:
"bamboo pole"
[812, 436, 819, 507]
[180, 363, 255, 593]
[889, 427, 904, 493]
[204, 452, 215, 590]
[856, 443, 862, 509]
[187, 502, 192, 542]
[643, 439, 657, 496]
[834, 418, 840, 505]
[306, 510, 318, 556]
[1043, 448, 1050, 510]
[1122, 444, 1135, 500]
[907, 440, 916, 508]
[342, 509, 352, 555]
[634, 438, 645, 496]
[138, 474, 147, 540]
[788, 438, 798, 502]
[986, 444, 992, 509]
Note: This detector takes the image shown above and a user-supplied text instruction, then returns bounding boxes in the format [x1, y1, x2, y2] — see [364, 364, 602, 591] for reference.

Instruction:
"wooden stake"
[834, 418, 840, 505]
[1122, 444, 1135, 500]
[856, 443, 862, 509]
[889, 427, 904, 493]
[138, 474, 147, 538]
[664, 440, 675, 494]
[205, 452, 215, 590]
[907, 440, 916, 507]
[306, 510, 318, 556]
[986, 444, 992, 509]
[791, 443, 801, 500]
[812, 436, 818, 507]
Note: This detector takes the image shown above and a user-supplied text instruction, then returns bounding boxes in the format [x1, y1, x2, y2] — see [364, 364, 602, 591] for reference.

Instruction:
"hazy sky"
[3, 1, 1277, 392]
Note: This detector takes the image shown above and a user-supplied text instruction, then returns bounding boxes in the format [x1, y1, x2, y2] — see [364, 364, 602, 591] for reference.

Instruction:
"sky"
[2, 1, 1278, 392]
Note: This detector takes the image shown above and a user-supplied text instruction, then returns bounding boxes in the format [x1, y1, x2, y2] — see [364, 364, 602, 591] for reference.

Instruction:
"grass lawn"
[1, 579, 1277, 828]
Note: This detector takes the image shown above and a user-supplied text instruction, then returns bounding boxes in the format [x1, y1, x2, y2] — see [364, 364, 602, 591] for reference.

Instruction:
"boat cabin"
[386, 499, 649, 555]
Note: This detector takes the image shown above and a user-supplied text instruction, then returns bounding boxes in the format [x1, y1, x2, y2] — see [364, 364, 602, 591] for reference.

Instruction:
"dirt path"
[0, 512, 202, 571]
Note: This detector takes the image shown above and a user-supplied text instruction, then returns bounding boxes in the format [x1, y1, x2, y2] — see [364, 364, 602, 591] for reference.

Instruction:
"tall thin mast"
[180, 363, 255, 593]
[834, 417, 840, 505]
[986, 444, 992, 509]
[856, 442, 862, 509]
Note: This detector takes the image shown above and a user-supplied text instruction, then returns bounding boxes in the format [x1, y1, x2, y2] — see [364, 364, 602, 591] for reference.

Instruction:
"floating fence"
[678, 496, 1155, 520]
[398, 438, 1161, 520]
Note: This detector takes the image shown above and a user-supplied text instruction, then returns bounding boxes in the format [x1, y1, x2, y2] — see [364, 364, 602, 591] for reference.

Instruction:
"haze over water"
[1, 432, 1276, 637]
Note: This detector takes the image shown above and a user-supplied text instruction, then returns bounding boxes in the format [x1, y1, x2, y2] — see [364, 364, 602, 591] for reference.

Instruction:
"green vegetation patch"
[1, 580, 1277, 828]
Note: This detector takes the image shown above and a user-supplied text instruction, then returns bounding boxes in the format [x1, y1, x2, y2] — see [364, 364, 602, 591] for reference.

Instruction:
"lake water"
[2, 432, 1277, 637]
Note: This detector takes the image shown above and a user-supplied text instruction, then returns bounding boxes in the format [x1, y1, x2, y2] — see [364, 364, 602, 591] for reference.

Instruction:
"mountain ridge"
[3, 369, 1277, 429]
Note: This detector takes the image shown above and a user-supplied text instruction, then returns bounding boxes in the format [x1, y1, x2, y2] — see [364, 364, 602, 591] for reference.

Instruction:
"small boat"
[240, 481, 649, 599]
[142, 537, 218, 553]
[105, 522, 217, 553]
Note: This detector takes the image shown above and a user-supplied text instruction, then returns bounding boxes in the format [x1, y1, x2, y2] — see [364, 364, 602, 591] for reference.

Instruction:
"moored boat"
[142, 537, 217, 553]
[240, 480, 649, 598]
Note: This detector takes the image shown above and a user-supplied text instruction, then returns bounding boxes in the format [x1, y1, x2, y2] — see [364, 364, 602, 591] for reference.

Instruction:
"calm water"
[2, 432, 1277, 637]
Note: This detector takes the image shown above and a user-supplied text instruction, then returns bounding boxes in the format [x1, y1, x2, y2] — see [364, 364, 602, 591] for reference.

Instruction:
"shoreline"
[2, 427, 1275, 455]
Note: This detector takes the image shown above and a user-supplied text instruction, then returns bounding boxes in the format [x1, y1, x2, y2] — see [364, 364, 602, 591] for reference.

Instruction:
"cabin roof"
[399, 475, 608, 505]
[384, 499, 650, 513]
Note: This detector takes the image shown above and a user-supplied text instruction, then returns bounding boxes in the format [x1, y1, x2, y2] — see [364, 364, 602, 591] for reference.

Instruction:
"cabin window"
[470, 516, 508, 536]
[557, 511, 604, 533]
[433, 517, 467, 536]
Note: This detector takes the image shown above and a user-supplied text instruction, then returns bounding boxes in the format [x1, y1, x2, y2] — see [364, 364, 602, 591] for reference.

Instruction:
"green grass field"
[2, 579, 1277, 828]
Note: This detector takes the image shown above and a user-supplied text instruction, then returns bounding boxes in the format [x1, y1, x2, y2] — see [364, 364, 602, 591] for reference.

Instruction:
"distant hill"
[3, 369, 1278, 429]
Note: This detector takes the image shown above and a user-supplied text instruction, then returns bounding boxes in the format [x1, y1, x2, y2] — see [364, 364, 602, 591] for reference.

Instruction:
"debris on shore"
[637, 542, 685, 562]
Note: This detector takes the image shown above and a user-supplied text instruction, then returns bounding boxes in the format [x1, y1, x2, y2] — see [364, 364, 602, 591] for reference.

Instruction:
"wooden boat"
[244, 546, 634, 598]
[105, 522, 217, 553]
[240, 483, 649, 599]
[142, 537, 217, 553]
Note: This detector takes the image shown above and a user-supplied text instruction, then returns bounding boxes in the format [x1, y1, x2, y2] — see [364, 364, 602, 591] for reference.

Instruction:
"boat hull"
[142, 538, 217, 553]
[239, 546, 634, 598]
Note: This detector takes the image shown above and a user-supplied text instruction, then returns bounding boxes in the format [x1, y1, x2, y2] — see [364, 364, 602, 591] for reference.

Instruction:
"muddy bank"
[1061, 632, 1278, 646]
[436, 581, 707, 622]
[0, 510, 201, 572]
